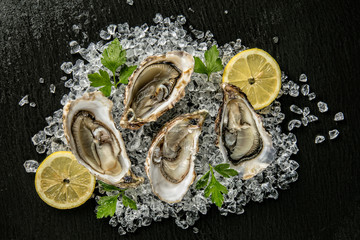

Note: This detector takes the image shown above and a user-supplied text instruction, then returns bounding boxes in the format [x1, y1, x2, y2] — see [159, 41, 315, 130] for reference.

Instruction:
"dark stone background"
[1, 0, 359, 239]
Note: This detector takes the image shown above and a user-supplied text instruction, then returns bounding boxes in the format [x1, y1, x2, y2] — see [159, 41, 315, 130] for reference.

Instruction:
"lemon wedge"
[35, 151, 96, 209]
[222, 48, 281, 110]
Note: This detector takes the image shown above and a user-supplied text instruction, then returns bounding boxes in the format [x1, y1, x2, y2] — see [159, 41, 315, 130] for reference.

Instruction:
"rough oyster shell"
[215, 83, 276, 180]
[120, 51, 194, 129]
[145, 110, 208, 203]
[63, 91, 143, 188]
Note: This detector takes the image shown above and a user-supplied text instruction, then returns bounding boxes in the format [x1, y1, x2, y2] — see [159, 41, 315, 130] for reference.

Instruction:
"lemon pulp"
[35, 151, 95, 209]
[222, 48, 281, 110]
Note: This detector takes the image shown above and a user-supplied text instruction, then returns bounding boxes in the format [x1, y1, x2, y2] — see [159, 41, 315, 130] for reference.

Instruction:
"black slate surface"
[1, 0, 359, 239]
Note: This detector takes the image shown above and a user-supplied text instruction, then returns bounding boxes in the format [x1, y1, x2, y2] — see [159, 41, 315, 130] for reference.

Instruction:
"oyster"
[145, 110, 208, 203]
[120, 51, 194, 129]
[215, 83, 276, 180]
[63, 92, 143, 188]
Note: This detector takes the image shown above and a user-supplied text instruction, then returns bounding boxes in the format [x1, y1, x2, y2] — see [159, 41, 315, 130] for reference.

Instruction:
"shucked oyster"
[63, 92, 143, 188]
[145, 110, 208, 203]
[120, 51, 194, 129]
[215, 83, 276, 180]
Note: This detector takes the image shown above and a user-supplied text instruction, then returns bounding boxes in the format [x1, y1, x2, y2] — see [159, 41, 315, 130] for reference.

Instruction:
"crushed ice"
[24, 13, 346, 234]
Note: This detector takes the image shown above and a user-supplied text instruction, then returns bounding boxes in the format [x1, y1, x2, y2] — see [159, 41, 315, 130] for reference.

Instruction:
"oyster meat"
[215, 83, 276, 180]
[63, 92, 143, 188]
[145, 110, 208, 203]
[120, 51, 194, 129]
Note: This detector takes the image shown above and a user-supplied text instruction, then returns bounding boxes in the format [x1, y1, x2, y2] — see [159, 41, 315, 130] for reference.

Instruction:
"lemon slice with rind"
[222, 48, 281, 110]
[35, 151, 96, 209]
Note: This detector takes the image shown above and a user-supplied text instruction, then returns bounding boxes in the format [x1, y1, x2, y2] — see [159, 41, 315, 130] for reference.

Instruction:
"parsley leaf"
[88, 38, 136, 97]
[96, 181, 138, 218]
[196, 164, 238, 207]
[88, 70, 113, 96]
[196, 171, 210, 190]
[204, 168, 228, 207]
[101, 38, 126, 80]
[193, 57, 208, 74]
[214, 163, 238, 178]
[204, 45, 223, 74]
[122, 195, 138, 210]
[96, 194, 120, 219]
[117, 65, 137, 85]
[193, 45, 223, 80]
[98, 181, 122, 192]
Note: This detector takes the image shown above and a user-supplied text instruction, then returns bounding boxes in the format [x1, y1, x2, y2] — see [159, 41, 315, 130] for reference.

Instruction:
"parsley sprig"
[193, 45, 224, 81]
[196, 163, 238, 207]
[88, 38, 137, 97]
[96, 181, 137, 219]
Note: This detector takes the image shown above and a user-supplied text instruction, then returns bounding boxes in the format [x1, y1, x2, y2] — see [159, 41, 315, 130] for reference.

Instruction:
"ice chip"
[69, 40, 81, 54]
[100, 30, 111, 40]
[60, 62, 73, 74]
[272, 36, 279, 44]
[334, 112, 344, 121]
[302, 107, 310, 117]
[32, 131, 46, 145]
[307, 115, 318, 122]
[315, 135, 325, 144]
[329, 129, 340, 140]
[36, 144, 46, 154]
[308, 92, 316, 100]
[19, 95, 29, 106]
[290, 104, 303, 114]
[23, 160, 39, 173]
[301, 117, 308, 126]
[288, 119, 301, 131]
[50, 84, 56, 94]
[107, 24, 117, 35]
[39, 78, 44, 83]
[299, 73, 307, 82]
[301, 84, 310, 96]
[153, 13, 163, 23]
[176, 15, 186, 25]
[317, 101, 328, 113]
[30, 102, 36, 107]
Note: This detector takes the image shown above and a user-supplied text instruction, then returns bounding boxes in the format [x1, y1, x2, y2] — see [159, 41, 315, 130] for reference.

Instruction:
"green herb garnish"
[196, 163, 238, 207]
[88, 38, 137, 97]
[96, 181, 137, 219]
[193, 45, 224, 81]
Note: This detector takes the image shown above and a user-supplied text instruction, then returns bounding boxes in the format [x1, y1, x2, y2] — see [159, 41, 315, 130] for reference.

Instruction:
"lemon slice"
[222, 48, 281, 110]
[35, 151, 96, 209]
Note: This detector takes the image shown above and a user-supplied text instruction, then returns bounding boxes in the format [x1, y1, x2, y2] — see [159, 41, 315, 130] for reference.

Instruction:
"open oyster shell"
[145, 110, 208, 203]
[120, 51, 194, 130]
[63, 91, 143, 188]
[215, 83, 276, 180]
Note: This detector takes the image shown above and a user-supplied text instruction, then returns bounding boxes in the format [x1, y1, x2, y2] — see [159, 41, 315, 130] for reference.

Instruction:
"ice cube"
[328, 129, 339, 139]
[308, 92, 316, 100]
[307, 115, 318, 122]
[23, 160, 39, 173]
[69, 40, 80, 54]
[317, 101, 328, 113]
[301, 84, 310, 96]
[100, 30, 111, 40]
[19, 95, 29, 106]
[315, 135, 325, 144]
[288, 119, 301, 131]
[290, 104, 303, 114]
[272, 36, 279, 43]
[334, 112, 344, 121]
[299, 73, 307, 82]
[303, 107, 310, 116]
[50, 84, 56, 94]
